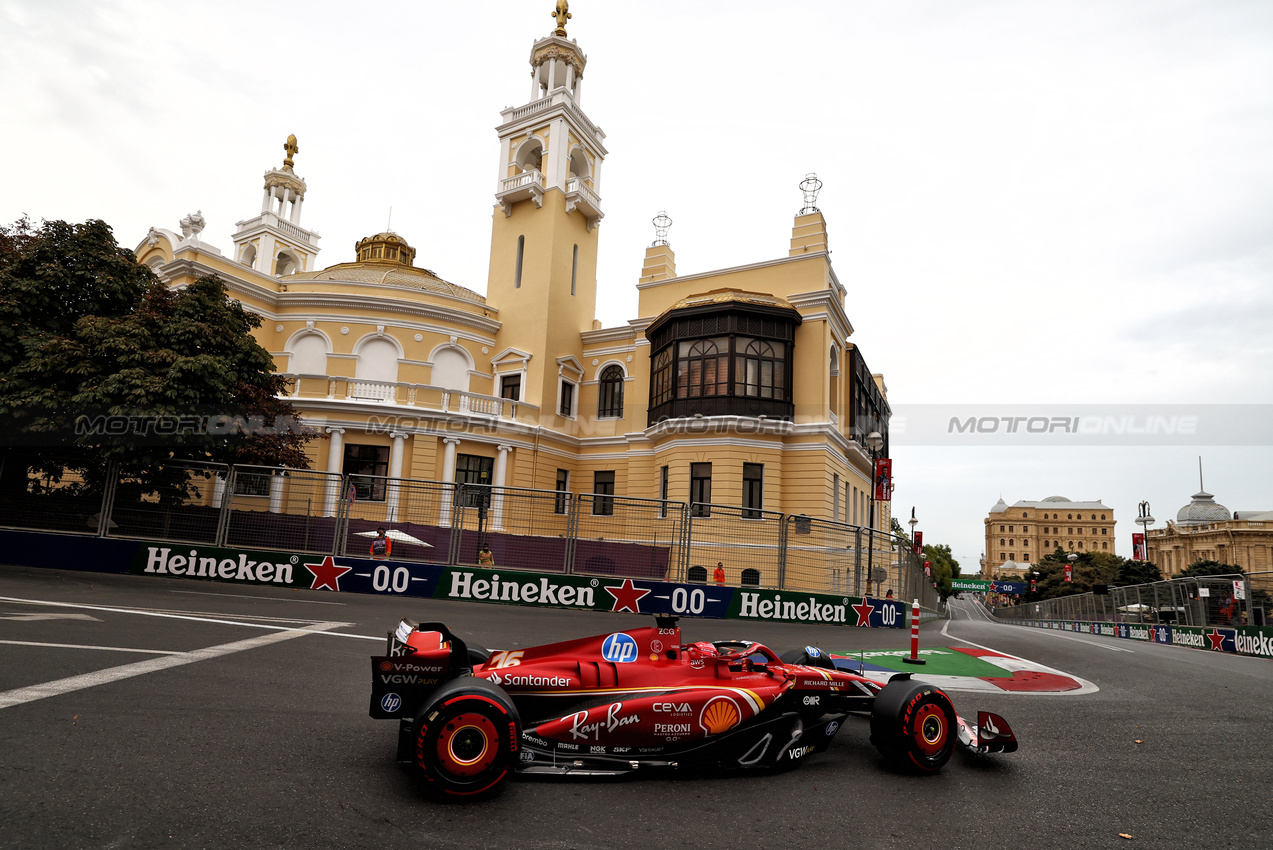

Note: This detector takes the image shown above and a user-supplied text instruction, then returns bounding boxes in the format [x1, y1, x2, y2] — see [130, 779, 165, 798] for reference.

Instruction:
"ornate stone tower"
[231, 134, 321, 276]
[485, 2, 607, 414]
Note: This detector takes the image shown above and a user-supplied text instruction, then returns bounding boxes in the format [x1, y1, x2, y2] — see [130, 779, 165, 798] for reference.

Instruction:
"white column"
[491, 444, 512, 530]
[438, 437, 460, 527]
[566, 63, 575, 94]
[291, 193, 304, 224]
[323, 427, 345, 516]
[530, 67, 539, 101]
[385, 431, 408, 522]
[574, 75, 582, 102]
[261, 186, 272, 213]
[213, 474, 227, 508]
[269, 470, 285, 513]
[548, 58, 558, 91]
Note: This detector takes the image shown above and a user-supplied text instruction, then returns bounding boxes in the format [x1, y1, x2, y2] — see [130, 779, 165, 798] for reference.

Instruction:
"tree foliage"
[0, 218, 312, 504]
[1179, 560, 1243, 577]
[922, 542, 960, 599]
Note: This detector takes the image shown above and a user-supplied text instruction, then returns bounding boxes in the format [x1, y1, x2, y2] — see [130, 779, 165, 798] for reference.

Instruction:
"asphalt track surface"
[1, 566, 1269, 850]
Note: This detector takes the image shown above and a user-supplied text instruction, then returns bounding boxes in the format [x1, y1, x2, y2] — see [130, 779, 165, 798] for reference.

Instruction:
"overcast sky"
[2, 0, 1270, 571]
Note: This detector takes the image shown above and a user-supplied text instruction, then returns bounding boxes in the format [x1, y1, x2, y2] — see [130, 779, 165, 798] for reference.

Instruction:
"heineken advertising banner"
[0, 529, 905, 629]
[136, 542, 908, 627]
[952, 578, 1027, 595]
[1008, 616, 1273, 660]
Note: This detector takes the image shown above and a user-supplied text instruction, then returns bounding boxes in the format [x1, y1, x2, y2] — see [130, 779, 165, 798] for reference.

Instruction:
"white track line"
[0, 640, 180, 655]
[0, 621, 346, 710]
[0, 595, 350, 634]
[167, 590, 345, 605]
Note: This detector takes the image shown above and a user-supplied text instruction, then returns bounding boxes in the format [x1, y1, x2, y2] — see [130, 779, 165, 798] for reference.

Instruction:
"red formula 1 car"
[368, 615, 1017, 798]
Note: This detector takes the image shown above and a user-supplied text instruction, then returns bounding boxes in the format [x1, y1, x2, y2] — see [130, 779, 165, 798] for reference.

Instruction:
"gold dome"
[354, 232, 416, 266]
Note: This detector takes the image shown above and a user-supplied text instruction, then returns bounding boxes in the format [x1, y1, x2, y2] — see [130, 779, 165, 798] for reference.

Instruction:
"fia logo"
[601, 633, 639, 663]
[379, 692, 402, 713]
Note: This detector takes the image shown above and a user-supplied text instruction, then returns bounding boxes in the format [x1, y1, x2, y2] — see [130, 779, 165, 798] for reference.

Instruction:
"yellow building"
[1147, 489, 1273, 576]
[133, 11, 892, 555]
[983, 497, 1116, 578]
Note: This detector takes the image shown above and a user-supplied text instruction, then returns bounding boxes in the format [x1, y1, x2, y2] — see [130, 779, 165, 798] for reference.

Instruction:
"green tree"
[1179, 560, 1243, 577]
[1021, 548, 1122, 601]
[922, 542, 960, 599]
[0, 218, 312, 507]
[1115, 559, 1163, 586]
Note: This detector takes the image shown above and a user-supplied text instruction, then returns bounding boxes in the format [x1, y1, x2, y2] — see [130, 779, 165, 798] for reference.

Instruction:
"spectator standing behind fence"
[477, 545, 495, 567]
[370, 527, 392, 560]
[714, 562, 725, 585]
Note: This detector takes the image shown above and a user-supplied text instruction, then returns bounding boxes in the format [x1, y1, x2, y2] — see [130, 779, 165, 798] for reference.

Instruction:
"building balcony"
[564, 177, 603, 231]
[286, 373, 541, 425]
[496, 170, 544, 216]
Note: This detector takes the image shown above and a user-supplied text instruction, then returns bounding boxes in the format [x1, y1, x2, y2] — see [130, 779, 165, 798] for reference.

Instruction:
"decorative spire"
[283, 134, 299, 171]
[798, 172, 822, 214]
[651, 211, 672, 247]
[552, 0, 571, 36]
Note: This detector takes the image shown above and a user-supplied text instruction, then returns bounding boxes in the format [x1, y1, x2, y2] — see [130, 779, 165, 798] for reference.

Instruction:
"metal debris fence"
[992, 572, 1269, 628]
[1, 459, 938, 609]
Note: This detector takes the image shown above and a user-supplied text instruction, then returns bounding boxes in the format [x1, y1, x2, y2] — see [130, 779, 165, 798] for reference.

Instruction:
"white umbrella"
[355, 529, 433, 547]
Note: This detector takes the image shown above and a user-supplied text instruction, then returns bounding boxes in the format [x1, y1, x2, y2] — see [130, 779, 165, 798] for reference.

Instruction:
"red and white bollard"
[903, 598, 926, 665]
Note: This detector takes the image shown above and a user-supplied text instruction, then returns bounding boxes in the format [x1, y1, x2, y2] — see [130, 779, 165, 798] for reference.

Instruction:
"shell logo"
[699, 696, 741, 735]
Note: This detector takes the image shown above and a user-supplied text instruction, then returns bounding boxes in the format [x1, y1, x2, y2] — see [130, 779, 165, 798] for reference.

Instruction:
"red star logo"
[1207, 629, 1227, 651]
[304, 555, 352, 591]
[604, 579, 651, 613]
[852, 601, 875, 627]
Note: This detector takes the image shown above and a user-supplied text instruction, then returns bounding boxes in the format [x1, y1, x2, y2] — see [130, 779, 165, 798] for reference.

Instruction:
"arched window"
[735, 339, 784, 399]
[678, 338, 728, 397]
[687, 565, 708, 584]
[651, 348, 674, 407]
[275, 251, 298, 276]
[289, 334, 328, 375]
[741, 568, 761, 587]
[431, 346, 471, 392]
[597, 365, 624, 418]
[1000, 538, 1005, 546]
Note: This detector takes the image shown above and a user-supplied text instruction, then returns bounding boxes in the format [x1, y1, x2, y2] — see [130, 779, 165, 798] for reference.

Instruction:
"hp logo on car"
[380, 693, 402, 713]
[805, 646, 821, 658]
[601, 633, 639, 663]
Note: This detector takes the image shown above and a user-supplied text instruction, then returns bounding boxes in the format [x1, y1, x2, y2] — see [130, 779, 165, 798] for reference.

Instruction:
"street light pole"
[1136, 500, 1154, 567]
[865, 430, 884, 598]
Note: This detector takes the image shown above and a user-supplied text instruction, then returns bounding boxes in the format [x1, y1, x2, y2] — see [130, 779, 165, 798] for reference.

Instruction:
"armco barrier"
[0, 528, 907, 629]
[999, 615, 1273, 661]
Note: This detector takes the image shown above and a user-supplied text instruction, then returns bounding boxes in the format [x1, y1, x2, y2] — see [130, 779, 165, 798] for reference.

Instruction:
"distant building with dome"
[982, 496, 1116, 578]
[129, 6, 894, 584]
[1147, 483, 1273, 576]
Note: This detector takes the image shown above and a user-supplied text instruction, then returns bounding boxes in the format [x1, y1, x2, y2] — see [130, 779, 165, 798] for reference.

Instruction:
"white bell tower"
[231, 135, 321, 276]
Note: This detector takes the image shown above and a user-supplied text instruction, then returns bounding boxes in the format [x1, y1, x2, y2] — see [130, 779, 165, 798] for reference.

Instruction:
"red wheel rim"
[912, 703, 947, 756]
[435, 712, 499, 778]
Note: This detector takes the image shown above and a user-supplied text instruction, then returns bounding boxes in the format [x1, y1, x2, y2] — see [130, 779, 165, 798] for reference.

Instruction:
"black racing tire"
[780, 647, 835, 670]
[413, 676, 520, 799]
[869, 679, 957, 774]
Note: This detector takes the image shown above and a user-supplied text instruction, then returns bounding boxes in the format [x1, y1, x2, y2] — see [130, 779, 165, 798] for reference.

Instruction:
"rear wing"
[368, 619, 471, 720]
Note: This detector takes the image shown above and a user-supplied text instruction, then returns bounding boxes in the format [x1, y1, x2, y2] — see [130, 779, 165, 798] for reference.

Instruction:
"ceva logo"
[601, 633, 639, 663]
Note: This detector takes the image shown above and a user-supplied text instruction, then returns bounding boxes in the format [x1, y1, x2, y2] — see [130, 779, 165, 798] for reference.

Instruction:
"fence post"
[564, 492, 579, 575]
[776, 515, 788, 590]
[96, 461, 119, 538]
[214, 467, 235, 547]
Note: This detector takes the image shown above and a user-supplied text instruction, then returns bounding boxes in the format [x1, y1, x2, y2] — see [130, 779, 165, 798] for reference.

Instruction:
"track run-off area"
[1, 566, 1268, 850]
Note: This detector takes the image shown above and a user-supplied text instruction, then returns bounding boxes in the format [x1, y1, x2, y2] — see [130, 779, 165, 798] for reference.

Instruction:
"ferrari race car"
[368, 615, 1017, 798]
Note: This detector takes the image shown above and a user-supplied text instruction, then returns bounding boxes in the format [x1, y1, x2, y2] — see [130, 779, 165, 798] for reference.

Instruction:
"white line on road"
[0, 621, 347, 710]
[167, 590, 346, 605]
[0, 596, 351, 634]
[0, 640, 181, 655]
